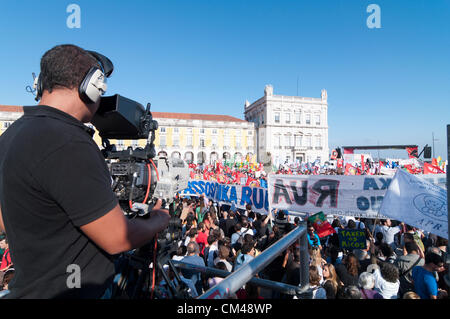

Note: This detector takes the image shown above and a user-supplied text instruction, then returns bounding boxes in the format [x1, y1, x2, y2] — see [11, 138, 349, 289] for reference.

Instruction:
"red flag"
[406, 146, 418, 158]
[404, 164, 415, 174]
[431, 158, 439, 167]
[308, 212, 336, 238]
[337, 159, 343, 169]
[343, 148, 354, 154]
[424, 162, 445, 174]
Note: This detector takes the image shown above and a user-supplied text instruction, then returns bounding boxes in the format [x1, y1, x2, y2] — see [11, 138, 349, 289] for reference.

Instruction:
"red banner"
[406, 146, 418, 158]
[343, 148, 354, 154]
[424, 162, 445, 174]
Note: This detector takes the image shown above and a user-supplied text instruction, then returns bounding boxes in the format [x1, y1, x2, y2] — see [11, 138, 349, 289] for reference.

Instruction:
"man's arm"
[80, 202, 170, 255]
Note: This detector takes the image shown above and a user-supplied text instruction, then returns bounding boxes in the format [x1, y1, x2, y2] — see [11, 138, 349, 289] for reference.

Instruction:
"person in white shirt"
[376, 219, 403, 249]
[372, 262, 400, 299]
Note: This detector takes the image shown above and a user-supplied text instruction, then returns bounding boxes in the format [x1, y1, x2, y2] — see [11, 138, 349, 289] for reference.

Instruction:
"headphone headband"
[86, 50, 114, 77]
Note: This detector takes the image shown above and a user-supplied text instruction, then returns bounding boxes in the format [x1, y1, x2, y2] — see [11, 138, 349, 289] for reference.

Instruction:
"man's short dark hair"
[404, 241, 419, 254]
[40, 44, 98, 94]
[403, 233, 414, 242]
[207, 235, 216, 245]
[241, 242, 254, 255]
[425, 252, 444, 266]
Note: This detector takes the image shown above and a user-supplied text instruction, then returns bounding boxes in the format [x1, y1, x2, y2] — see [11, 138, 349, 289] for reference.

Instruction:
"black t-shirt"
[224, 218, 237, 238]
[0, 105, 118, 298]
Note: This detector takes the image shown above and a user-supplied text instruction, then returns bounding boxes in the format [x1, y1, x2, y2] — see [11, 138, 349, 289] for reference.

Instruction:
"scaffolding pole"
[173, 261, 307, 296]
[198, 224, 309, 299]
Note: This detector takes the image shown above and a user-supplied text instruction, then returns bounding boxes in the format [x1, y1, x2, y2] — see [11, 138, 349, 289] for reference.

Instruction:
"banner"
[424, 162, 445, 174]
[406, 146, 418, 158]
[379, 169, 448, 239]
[338, 229, 367, 250]
[267, 173, 446, 219]
[182, 180, 269, 214]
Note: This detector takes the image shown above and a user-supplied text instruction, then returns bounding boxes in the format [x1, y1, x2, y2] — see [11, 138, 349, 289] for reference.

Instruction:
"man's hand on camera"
[147, 199, 170, 233]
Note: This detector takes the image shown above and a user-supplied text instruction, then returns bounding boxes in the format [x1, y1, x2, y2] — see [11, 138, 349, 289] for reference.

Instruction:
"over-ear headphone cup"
[79, 67, 103, 104]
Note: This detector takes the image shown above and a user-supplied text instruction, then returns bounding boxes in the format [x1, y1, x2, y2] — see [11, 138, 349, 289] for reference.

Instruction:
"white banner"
[379, 169, 448, 239]
[267, 173, 446, 219]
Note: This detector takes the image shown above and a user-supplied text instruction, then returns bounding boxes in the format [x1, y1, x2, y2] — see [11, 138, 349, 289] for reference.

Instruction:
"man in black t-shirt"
[0, 44, 170, 298]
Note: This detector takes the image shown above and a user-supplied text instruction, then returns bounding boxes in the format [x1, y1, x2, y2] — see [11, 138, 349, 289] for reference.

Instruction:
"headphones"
[33, 50, 114, 104]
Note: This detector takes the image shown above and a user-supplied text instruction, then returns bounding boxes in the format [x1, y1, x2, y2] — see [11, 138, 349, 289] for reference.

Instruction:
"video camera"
[91, 94, 190, 299]
[91, 94, 189, 215]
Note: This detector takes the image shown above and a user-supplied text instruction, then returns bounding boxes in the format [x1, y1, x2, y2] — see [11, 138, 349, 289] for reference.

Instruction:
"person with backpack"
[394, 241, 424, 296]
[234, 242, 255, 271]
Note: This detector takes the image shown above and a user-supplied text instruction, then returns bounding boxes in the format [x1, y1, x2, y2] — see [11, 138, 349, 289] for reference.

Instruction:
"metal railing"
[197, 224, 309, 299]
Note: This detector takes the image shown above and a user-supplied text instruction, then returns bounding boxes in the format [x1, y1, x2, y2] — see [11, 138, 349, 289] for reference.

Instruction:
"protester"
[395, 241, 425, 296]
[322, 263, 341, 299]
[411, 252, 445, 299]
[358, 272, 383, 299]
[308, 266, 327, 299]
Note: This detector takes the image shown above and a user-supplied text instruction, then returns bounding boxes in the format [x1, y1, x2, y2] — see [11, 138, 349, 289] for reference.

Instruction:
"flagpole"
[267, 173, 274, 228]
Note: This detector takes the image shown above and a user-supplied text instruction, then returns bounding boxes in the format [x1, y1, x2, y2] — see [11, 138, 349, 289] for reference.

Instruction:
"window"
[212, 136, 218, 147]
[284, 135, 290, 147]
[295, 135, 302, 147]
[274, 112, 280, 123]
[285, 113, 291, 124]
[187, 127, 193, 134]
[236, 136, 242, 149]
[305, 136, 311, 147]
[132, 140, 139, 147]
[224, 135, 230, 146]
[200, 138, 205, 148]
[200, 128, 205, 134]
[2, 122, 12, 129]
[173, 135, 179, 147]
[160, 127, 166, 133]
[295, 112, 301, 124]
[274, 135, 280, 148]
[315, 115, 321, 126]
[212, 129, 217, 135]
[173, 127, 179, 133]
[248, 131, 253, 135]
[187, 135, 193, 146]
[316, 136, 322, 147]
[306, 114, 311, 125]
[160, 135, 166, 147]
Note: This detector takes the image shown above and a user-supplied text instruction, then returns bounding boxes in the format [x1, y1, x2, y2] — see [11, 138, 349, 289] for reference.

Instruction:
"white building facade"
[244, 85, 329, 165]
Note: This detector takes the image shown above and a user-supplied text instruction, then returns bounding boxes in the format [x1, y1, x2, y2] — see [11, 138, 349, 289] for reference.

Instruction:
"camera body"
[91, 94, 189, 213]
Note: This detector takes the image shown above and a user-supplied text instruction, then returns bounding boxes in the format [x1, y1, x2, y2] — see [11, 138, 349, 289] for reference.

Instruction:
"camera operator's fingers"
[151, 209, 171, 231]
[153, 199, 163, 210]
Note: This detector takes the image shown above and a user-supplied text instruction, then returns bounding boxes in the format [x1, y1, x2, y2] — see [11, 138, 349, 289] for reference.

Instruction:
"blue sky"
[0, 0, 449, 160]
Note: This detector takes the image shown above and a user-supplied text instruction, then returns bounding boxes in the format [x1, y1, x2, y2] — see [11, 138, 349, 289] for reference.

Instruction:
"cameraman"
[0, 44, 170, 298]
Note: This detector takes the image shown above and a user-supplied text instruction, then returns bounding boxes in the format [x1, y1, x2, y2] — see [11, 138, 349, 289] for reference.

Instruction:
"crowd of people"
[155, 195, 449, 299]
[188, 155, 446, 187]
[0, 235, 14, 297]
